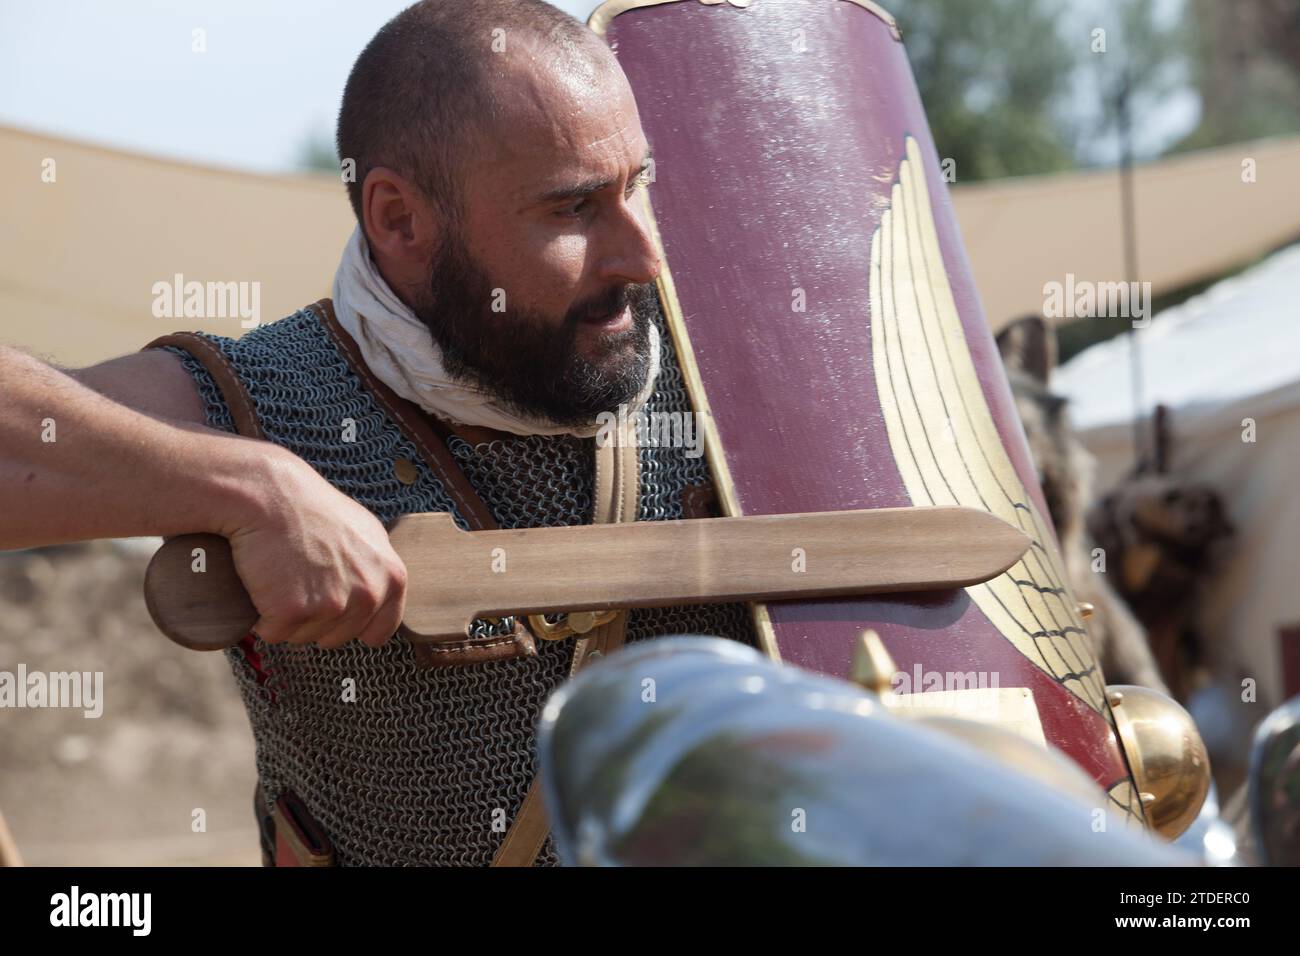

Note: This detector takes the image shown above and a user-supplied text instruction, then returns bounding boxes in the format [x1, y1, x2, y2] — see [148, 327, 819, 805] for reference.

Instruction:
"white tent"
[1055, 243, 1300, 712]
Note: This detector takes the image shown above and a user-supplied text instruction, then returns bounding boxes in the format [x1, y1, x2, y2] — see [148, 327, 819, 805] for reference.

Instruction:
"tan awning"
[954, 136, 1300, 330]
[4, 124, 1299, 366]
[0, 126, 353, 367]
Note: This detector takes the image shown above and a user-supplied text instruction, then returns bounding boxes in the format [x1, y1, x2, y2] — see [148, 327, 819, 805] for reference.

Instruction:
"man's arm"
[66, 349, 210, 425]
[0, 345, 406, 648]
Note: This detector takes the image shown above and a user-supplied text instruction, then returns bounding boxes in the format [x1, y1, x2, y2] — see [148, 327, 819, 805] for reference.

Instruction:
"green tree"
[890, 0, 1079, 181]
[1172, 0, 1300, 152]
[297, 130, 339, 175]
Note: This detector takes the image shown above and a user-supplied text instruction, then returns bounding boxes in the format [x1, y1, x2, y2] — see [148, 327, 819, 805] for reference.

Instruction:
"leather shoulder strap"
[591, 414, 640, 526]
[145, 332, 264, 440]
[311, 299, 500, 532]
[492, 417, 640, 867]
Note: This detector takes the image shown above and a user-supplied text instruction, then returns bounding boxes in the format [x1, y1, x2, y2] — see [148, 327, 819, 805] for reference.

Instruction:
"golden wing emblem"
[870, 136, 1105, 716]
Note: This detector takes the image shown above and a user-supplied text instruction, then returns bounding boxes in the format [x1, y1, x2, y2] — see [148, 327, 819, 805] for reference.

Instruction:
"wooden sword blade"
[391, 505, 1029, 642]
[143, 506, 1029, 651]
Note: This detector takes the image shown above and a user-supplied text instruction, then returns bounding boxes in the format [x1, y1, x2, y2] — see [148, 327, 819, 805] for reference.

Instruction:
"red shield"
[591, 0, 1144, 823]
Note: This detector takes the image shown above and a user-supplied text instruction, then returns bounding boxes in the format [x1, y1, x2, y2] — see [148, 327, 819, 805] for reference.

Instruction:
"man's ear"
[995, 315, 1057, 384]
[361, 166, 441, 269]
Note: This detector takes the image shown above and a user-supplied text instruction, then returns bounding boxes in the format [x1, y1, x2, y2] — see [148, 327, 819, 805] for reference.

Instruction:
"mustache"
[566, 281, 656, 326]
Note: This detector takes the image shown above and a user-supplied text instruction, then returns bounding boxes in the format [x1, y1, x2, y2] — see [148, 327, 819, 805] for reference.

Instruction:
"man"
[0, 0, 755, 865]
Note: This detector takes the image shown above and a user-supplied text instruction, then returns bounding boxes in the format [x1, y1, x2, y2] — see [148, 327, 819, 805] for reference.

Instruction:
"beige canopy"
[956, 135, 1300, 326]
[4, 124, 1299, 367]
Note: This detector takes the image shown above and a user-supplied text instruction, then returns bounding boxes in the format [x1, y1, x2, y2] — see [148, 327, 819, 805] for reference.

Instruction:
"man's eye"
[627, 170, 653, 194]
[556, 199, 589, 219]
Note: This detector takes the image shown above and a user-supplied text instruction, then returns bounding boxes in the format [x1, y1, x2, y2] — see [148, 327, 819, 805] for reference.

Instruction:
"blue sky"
[0, 0, 598, 173]
[0, 0, 1194, 175]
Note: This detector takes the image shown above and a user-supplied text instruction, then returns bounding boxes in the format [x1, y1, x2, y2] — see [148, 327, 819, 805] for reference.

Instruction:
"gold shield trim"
[588, 0, 902, 42]
[869, 136, 1103, 715]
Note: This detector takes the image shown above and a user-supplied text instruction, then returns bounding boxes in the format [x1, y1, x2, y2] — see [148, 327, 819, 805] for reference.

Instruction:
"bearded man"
[0, 0, 756, 866]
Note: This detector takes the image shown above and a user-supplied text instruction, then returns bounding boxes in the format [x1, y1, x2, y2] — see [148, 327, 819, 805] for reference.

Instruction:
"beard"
[411, 233, 658, 428]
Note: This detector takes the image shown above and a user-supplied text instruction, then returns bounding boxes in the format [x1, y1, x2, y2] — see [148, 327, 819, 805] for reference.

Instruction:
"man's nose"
[598, 198, 661, 285]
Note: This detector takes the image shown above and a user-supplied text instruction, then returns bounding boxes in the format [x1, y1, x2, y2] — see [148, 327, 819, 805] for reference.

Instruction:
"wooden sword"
[143, 506, 1030, 651]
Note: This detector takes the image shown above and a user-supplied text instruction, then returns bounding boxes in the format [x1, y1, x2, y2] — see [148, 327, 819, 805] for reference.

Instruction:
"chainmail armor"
[163, 300, 755, 866]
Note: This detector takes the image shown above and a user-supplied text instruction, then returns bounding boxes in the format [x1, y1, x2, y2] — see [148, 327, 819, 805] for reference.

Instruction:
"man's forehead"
[477, 40, 640, 152]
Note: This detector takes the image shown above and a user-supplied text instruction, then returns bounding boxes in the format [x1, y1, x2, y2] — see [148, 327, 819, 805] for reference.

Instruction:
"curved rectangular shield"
[590, 0, 1145, 824]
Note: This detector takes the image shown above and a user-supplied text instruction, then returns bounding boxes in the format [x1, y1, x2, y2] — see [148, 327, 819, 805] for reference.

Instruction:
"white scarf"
[330, 227, 660, 438]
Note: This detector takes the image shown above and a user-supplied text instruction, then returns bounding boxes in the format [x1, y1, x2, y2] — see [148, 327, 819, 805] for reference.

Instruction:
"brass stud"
[393, 457, 419, 485]
[1077, 602, 1095, 619]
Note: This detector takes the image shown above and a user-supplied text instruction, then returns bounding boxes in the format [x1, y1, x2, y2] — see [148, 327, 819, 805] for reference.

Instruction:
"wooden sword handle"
[144, 534, 258, 651]
[144, 506, 1029, 651]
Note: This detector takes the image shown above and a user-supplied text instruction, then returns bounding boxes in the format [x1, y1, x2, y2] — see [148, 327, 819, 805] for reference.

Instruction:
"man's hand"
[224, 450, 408, 649]
[2, 345, 407, 650]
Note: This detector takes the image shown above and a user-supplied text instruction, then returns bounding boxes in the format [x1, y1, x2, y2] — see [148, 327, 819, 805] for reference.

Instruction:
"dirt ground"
[0, 541, 260, 866]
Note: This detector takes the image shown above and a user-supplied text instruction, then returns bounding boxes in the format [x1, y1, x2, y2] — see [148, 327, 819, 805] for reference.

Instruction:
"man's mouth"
[579, 303, 633, 332]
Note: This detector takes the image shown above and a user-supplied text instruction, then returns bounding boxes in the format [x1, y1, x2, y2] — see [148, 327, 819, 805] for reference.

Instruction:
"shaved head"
[337, 0, 614, 231]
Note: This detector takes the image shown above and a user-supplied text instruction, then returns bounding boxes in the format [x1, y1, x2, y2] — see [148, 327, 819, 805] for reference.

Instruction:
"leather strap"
[590, 413, 640, 527]
[312, 299, 498, 532]
[570, 421, 639, 676]
[489, 777, 554, 869]
[492, 416, 640, 867]
[145, 332, 265, 440]
[270, 790, 335, 867]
